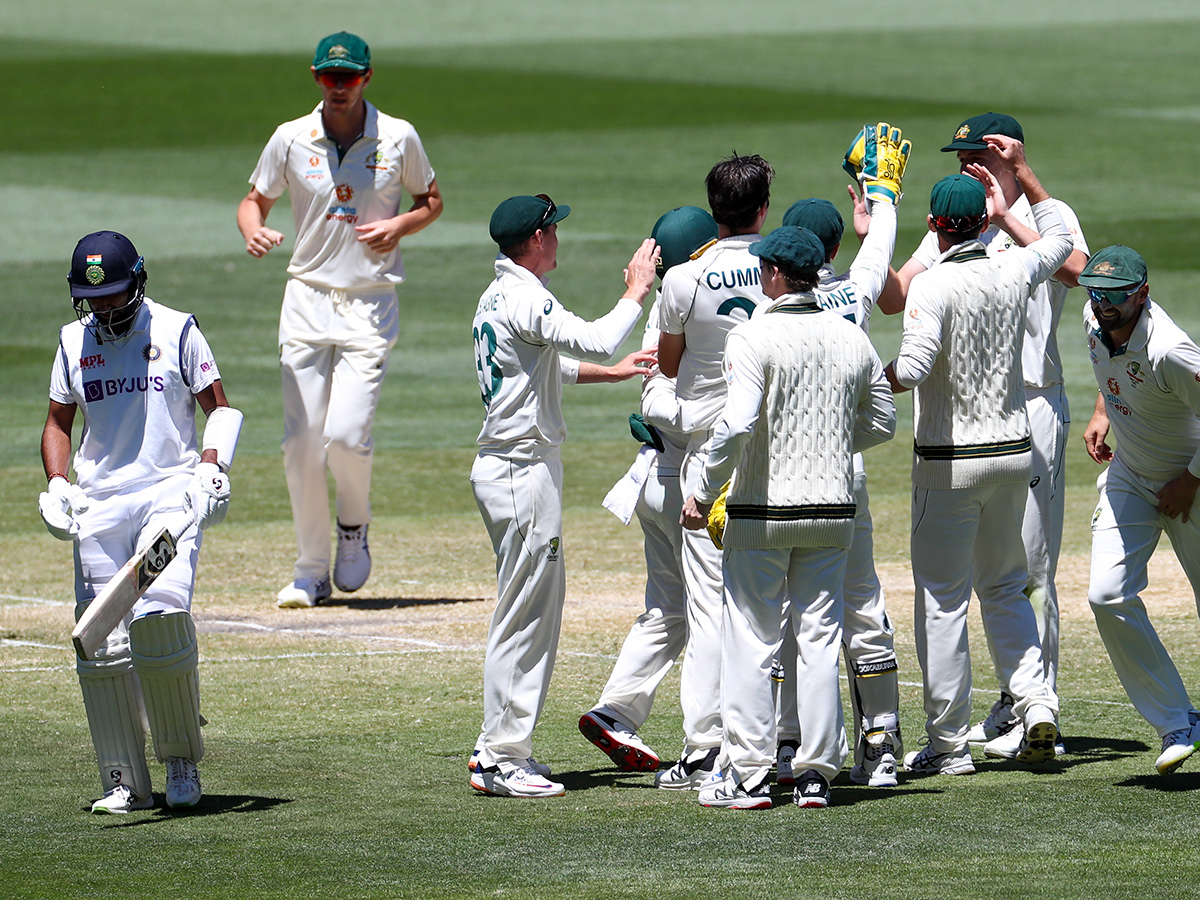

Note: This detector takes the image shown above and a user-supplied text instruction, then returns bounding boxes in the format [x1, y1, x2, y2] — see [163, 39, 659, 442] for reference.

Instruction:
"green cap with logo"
[749, 226, 825, 276]
[930, 174, 986, 219]
[1078, 245, 1147, 288]
[781, 198, 844, 258]
[489, 195, 571, 247]
[942, 112, 1023, 152]
[313, 32, 371, 72]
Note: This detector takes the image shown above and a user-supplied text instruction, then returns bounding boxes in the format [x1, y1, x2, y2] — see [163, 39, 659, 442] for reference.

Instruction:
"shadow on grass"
[94, 794, 293, 826]
[1118, 772, 1200, 792]
[325, 596, 489, 610]
[974, 735, 1149, 773]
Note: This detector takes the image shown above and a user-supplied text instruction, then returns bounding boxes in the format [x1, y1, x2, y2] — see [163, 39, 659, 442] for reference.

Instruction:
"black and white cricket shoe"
[794, 770, 831, 809]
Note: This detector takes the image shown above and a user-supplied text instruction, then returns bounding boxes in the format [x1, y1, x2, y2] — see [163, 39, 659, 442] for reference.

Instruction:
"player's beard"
[1091, 300, 1139, 335]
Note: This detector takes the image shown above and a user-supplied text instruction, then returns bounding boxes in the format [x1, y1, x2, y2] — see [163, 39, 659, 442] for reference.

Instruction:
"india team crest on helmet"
[86, 265, 105, 285]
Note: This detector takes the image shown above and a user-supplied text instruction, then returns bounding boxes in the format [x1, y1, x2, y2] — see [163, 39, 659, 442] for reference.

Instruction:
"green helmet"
[651, 206, 718, 278]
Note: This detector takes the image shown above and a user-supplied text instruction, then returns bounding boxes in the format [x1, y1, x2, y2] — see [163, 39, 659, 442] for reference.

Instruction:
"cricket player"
[40, 231, 242, 813]
[881, 113, 1088, 756]
[469, 194, 658, 798]
[681, 226, 896, 809]
[237, 32, 443, 607]
[770, 125, 907, 788]
[654, 154, 772, 789]
[885, 135, 1072, 775]
[1080, 245, 1200, 775]
[580, 206, 722, 773]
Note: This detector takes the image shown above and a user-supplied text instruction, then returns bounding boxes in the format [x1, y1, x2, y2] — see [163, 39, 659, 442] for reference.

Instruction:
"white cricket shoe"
[165, 757, 202, 808]
[1155, 723, 1200, 775]
[467, 749, 551, 777]
[849, 736, 898, 787]
[967, 691, 1019, 744]
[470, 765, 564, 798]
[91, 784, 154, 815]
[775, 741, 797, 786]
[654, 747, 719, 791]
[578, 709, 660, 772]
[333, 523, 371, 592]
[794, 769, 832, 808]
[698, 774, 772, 810]
[983, 724, 1025, 760]
[276, 574, 332, 608]
[903, 743, 975, 776]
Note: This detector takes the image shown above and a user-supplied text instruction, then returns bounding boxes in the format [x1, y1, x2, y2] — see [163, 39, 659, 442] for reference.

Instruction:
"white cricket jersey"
[473, 255, 642, 460]
[249, 101, 436, 292]
[658, 236, 767, 422]
[1086, 299, 1200, 484]
[810, 201, 896, 331]
[912, 195, 1087, 388]
[49, 298, 220, 498]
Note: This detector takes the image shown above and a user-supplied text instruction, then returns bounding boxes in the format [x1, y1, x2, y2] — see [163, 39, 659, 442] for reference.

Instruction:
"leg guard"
[130, 611, 204, 763]
[847, 654, 902, 766]
[77, 654, 153, 800]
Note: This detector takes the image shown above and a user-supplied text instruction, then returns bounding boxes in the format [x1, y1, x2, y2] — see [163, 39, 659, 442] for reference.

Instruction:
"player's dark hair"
[706, 153, 773, 232]
[763, 260, 818, 294]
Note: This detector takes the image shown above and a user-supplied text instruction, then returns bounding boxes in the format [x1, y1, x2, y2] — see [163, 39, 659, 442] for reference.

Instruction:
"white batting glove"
[38, 476, 90, 541]
[185, 462, 231, 531]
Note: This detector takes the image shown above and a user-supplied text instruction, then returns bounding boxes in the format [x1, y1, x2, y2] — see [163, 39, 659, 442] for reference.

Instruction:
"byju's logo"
[83, 376, 165, 403]
[84, 380, 104, 402]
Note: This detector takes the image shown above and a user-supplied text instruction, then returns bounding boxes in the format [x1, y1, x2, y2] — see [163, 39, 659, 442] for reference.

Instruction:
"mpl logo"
[80, 354, 104, 370]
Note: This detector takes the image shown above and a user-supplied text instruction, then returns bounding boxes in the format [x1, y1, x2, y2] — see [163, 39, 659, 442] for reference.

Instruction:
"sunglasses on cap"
[317, 70, 366, 88]
[534, 194, 558, 231]
[1087, 282, 1145, 306]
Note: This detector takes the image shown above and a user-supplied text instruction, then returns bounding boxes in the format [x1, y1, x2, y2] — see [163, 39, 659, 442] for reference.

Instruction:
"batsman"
[39, 231, 243, 814]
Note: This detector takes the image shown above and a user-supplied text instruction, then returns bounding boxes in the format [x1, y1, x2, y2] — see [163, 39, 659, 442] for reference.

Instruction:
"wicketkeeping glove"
[38, 476, 90, 541]
[843, 122, 912, 206]
[706, 481, 730, 550]
[185, 462, 231, 531]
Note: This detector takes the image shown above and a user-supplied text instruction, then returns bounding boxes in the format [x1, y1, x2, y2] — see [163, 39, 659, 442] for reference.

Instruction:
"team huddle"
[37, 32, 1200, 814]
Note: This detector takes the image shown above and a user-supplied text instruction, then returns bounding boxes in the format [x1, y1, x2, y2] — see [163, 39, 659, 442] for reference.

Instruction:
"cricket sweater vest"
[723, 302, 868, 550]
[910, 247, 1032, 490]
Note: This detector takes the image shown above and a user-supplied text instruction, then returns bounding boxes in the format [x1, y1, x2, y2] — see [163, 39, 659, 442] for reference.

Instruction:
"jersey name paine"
[249, 100, 436, 291]
[913, 194, 1087, 388]
[1086, 299, 1200, 484]
[658, 237, 767, 411]
[50, 298, 220, 497]
[472, 256, 640, 459]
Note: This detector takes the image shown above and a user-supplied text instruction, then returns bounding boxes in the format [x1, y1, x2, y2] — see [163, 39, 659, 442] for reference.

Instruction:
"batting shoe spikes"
[578, 709, 660, 772]
[1155, 722, 1200, 775]
[276, 574, 332, 608]
[165, 757, 202, 808]
[333, 522, 371, 592]
[91, 784, 154, 815]
[1015, 705, 1059, 765]
[470, 764, 565, 798]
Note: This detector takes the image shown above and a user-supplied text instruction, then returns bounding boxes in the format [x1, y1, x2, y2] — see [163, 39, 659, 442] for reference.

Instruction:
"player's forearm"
[41, 404, 75, 480]
[236, 196, 268, 238]
[392, 189, 444, 238]
[1014, 162, 1049, 206]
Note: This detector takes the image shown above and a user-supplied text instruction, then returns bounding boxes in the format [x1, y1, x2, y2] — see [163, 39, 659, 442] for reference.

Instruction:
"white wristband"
[202, 406, 244, 471]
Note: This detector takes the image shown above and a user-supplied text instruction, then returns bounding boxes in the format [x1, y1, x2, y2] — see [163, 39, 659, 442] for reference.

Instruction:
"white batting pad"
[130, 611, 204, 763]
[77, 654, 152, 800]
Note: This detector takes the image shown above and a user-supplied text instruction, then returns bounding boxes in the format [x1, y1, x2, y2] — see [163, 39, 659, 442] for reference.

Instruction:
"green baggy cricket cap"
[781, 198, 844, 258]
[930, 174, 986, 219]
[313, 32, 371, 72]
[490, 195, 571, 247]
[748, 226, 825, 276]
[942, 112, 1024, 151]
[1078, 245, 1148, 288]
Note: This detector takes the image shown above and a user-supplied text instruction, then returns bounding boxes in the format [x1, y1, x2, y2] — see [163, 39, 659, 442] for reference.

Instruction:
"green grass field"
[4, 3, 1200, 898]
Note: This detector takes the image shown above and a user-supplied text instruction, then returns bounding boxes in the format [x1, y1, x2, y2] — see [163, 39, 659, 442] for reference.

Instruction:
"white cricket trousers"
[1089, 460, 1200, 736]
[470, 453, 565, 769]
[911, 481, 1059, 752]
[980, 385, 1069, 693]
[677, 443, 725, 754]
[279, 279, 399, 579]
[777, 471, 897, 745]
[723, 545, 848, 786]
[594, 457, 687, 729]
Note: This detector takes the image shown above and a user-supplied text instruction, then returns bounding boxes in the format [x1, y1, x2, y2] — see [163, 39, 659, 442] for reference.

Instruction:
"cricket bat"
[72, 510, 197, 660]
